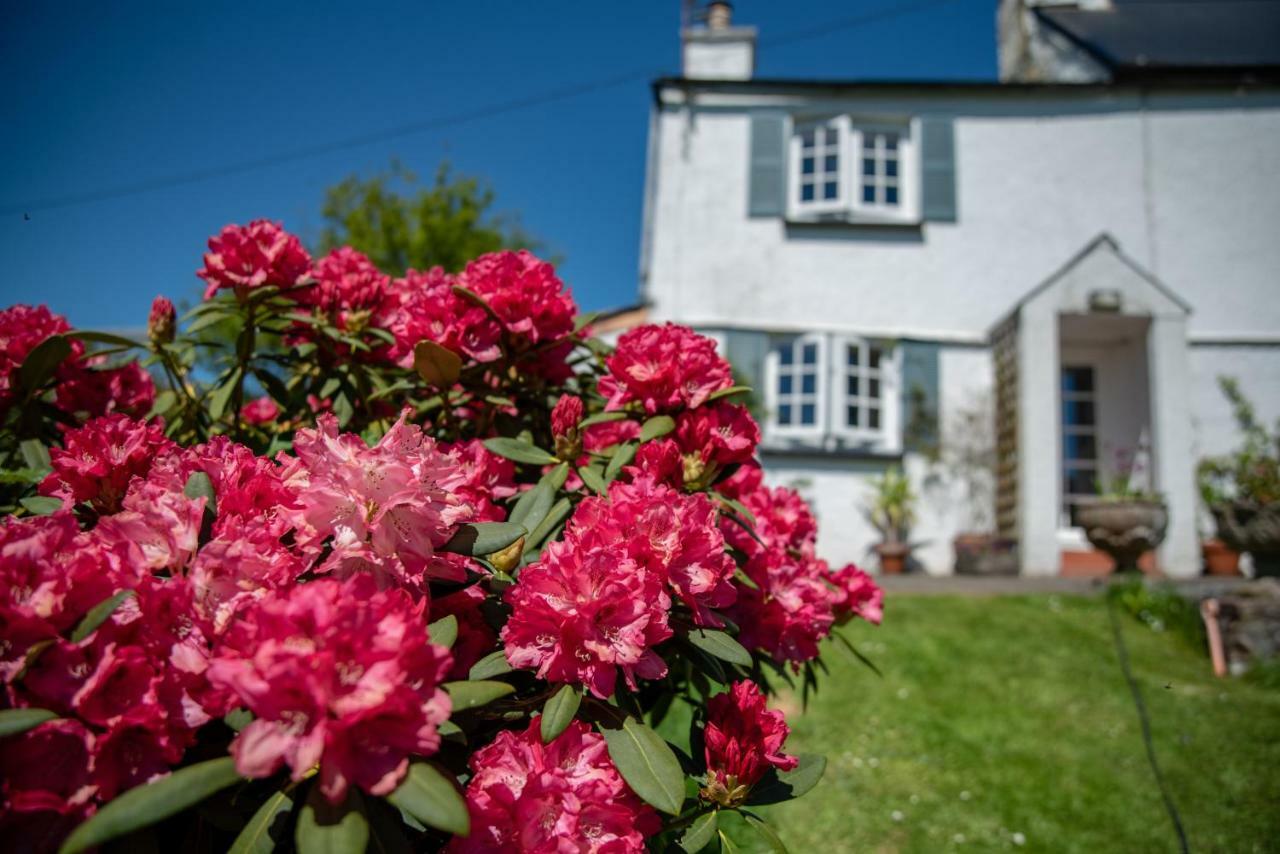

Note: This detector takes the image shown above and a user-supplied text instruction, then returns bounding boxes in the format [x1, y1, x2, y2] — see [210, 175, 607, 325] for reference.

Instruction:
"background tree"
[315, 160, 547, 275]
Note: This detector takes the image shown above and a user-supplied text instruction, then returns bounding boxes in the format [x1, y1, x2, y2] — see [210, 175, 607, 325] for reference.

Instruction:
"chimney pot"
[707, 1, 733, 30]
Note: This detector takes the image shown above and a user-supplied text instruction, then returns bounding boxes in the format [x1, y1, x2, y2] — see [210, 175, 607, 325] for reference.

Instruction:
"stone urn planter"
[1212, 501, 1280, 577]
[1076, 499, 1168, 574]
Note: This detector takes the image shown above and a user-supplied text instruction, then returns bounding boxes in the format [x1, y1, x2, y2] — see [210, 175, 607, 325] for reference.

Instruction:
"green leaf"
[574, 311, 601, 333]
[295, 783, 368, 854]
[708, 385, 752, 403]
[208, 366, 242, 422]
[440, 522, 527, 556]
[19, 496, 62, 516]
[318, 376, 342, 400]
[18, 334, 72, 395]
[71, 590, 135, 643]
[540, 684, 582, 744]
[224, 709, 253, 732]
[509, 473, 556, 532]
[743, 812, 789, 853]
[686, 629, 752, 667]
[577, 465, 607, 495]
[483, 437, 558, 466]
[450, 284, 501, 322]
[366, 798, 414, 854]
[580, 411, 628, 428]
[19, 439, 51, 474]
[716, 495, 757, 528]
[720, 829, 743, 854]
[385, 762, 470, 837]
[600, 718, 686, 815]
[428, 615, 458, 649]
[0, 707, 58, 738]
[679, 810, 719, 853]
[228, 788, 294, 854]
[184, 471, 217, 515]
[58, 757, 243, 854]
[604, 442, 638, 483]
[640, 415, 676, 442]
[413, 340, 462, 388]
[525, 497, 571, 552]
[832, 632, 883, 678]
[744, 755, 827, 806]
[466, 651, 514, 681]
[68, 330, 144, 349]
[444, 679, 515, 711]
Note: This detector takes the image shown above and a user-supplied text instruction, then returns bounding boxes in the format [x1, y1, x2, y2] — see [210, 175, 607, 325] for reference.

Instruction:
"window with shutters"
[765, 334, 826, 439]
[788, 116, 919, 224]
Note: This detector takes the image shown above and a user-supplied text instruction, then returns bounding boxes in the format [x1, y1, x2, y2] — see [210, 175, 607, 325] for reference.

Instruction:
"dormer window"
[789, 117, 919, 224]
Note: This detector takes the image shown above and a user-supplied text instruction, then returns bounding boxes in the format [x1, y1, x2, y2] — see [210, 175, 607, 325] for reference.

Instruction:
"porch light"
[1088, 288, 1123, 313]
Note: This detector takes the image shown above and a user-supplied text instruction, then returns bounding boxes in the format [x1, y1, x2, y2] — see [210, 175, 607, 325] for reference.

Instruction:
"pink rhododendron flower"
[303, 246, 389, 315]
[55, 360, 157, 422]
[387, 267, 502, 367]
[584, 417, 640, 453]
[731, 550, 835, 665]
[829, 563, 884, 626]
[95, 480, 206, 573]
[599, 323, 733, 414]
[723, 485, 818, 561]
[0, 304, 78, 414]
[189, 517, 304, 632]
[147, 296, 176, 345]
[449, 719, 660, 853]
[673, 402, 760, 485]
[458, 250, 577, 350]
[703, 680, 797, 801]
[0, 719, 97, 816]
[197, 219, 312, 300]
[240, 396, 279, 426]
[39, 415, 175, 512]
[550, 393, 583, 445]
[567, 477, 736, 626]
[207, 576, 453, 802]
[443, 439, 517, 522]
[284, 412, 472, 585]
[502, 538, 671, 699]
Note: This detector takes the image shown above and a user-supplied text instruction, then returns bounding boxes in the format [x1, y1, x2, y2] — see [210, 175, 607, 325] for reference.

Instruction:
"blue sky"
[0, 0, 995, 329]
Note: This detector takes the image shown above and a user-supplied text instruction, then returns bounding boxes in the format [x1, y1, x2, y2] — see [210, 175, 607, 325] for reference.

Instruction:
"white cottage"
[633, 1, 1280, 576]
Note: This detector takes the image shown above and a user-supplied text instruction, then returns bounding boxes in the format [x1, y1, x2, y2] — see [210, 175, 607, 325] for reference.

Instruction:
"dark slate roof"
[1038, 0, 1280, 74]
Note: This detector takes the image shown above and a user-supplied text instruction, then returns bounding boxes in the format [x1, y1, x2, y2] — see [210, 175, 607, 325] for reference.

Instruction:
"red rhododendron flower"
[39, 415, 175, 512]
[458, 252, 578, 372]
[56, 360, 157, 421]
[599, 323, 733, 414]
[284, 412, 472, 585]
[197, 219, 312, 300]
[0, 718, 96, 816]
[703, 680, 797, 802]
[731, 550, 835, 665]
[0, 304, 78, 414]
[723, 485, 818, 561]
[567, 477, 737, 626]
[443, 439, 517, 523]
[303, 246, 390, 315]
[240, 396, 279, 426]
[502, 538, 671, 699]
[449, 719, 660, 853]
[207, 575, 453, 803]
[829, 563, 884, 626]
[387, 267, 502, 367]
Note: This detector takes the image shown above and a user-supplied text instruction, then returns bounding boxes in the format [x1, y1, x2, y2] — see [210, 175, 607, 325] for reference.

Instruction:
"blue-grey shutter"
[723, 329, 771, 419]
[899, 341, 940, 455]
[747, 114, 787, 217]
[920, 117, 957, 223]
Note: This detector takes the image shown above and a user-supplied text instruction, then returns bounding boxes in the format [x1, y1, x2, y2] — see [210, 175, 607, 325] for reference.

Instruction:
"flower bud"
[148, 296, 176, 346]
[551, 394, 584, 461]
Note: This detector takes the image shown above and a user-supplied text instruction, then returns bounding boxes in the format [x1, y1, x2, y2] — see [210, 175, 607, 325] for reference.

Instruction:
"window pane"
[1065, 468, 1098, 496]
[885, 159, 898, 178]
[847, 375, 859, 396]
[862, 184, 875, 204]
[802, 157, 815, 175]
[1062, 367, 1094, 393]
[1062, 400, 1096, 426]
[885, 133, 899, 151]
[802, 343, 817, 365]
[801, 373, 816, 394]
[801, 184, 815, 202]
[823, 181, 838, 200]
[869, 378, 880, 399]
[824, 155, 838, 173]
[868, 408, 880, 429]
[868, 348, 881, 369]
[779, 345, 793, 366]
[862, 157, 876, 177]
[847, 345, 859, 366]
[862, 136, 874, 154]
[801, 403, 816, 425]
[800, 129, 815, 148]
[779, 374, 793, 395]
[779, 404, 792, 425]
[885, 186, 899, 206]
[847, 406, 859, 427]
[1064, 433, 1098, 460]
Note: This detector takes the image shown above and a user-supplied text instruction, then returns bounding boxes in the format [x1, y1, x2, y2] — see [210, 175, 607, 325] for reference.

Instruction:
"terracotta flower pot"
[875, 542, 909, 575]
[1201, 538, 1241, 576]
[1075, 499, 1168, 574]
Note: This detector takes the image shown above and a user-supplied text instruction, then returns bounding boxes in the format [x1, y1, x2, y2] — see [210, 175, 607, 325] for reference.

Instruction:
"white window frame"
[787, 116, 920, 225]
[789, 118, 847, 216]
[764, 333, 827, 441]
[832, 335, 901, 451]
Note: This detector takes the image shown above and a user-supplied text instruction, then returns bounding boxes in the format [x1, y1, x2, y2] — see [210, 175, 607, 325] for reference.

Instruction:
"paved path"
[879, 574, 1264, 597]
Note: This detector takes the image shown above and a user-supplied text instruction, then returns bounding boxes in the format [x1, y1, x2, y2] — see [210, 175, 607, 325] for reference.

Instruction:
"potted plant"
[1197, 457, 1242, 575]
[945, 395, 1018, 575]
[1200, 377, 1280, 577]
[864, 465, 918, 574]
[1075, 444, 1167, 574]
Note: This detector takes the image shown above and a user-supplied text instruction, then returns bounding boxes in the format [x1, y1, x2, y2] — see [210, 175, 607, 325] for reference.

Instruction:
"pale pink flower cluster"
[450, 720, 660, 853]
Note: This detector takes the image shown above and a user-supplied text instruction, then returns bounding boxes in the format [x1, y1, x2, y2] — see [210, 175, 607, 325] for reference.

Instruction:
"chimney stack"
[682, 1, 756, 81]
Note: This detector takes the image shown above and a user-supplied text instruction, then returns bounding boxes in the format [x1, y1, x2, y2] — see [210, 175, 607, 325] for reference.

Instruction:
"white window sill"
[785, 211, 921, 228]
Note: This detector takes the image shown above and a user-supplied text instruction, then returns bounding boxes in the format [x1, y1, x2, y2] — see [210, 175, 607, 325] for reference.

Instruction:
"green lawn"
[745, 595, 1280, 853]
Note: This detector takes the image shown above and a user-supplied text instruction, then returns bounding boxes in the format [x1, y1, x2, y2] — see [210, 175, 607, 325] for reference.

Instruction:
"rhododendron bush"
[0, 220, 884, 854]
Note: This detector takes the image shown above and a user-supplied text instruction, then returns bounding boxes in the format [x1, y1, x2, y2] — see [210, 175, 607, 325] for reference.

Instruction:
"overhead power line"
[3, 0, 960, 216]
